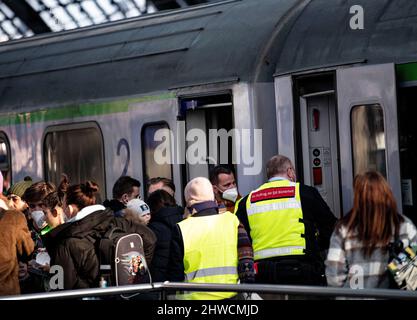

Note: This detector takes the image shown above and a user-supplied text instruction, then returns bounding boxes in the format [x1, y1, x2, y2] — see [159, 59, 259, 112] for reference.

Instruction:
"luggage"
[387, 239, 417, 290]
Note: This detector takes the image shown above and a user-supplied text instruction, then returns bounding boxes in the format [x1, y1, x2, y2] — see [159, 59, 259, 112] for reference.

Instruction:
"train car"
[0, 0, 416, 224]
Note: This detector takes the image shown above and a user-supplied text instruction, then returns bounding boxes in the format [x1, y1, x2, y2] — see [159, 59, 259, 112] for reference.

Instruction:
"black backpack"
[98, 227, 152, 287]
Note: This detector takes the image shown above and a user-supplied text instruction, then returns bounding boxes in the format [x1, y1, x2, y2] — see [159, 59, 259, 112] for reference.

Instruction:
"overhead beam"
[151, 0, 210, 11]
[3, 0, 51, 34]
[184, 0, 209, 5]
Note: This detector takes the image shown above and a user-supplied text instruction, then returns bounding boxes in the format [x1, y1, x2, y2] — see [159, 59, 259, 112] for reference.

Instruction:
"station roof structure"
[0, 0, 211, 42]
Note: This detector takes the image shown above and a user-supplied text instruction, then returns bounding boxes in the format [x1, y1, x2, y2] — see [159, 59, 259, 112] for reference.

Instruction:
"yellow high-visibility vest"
[177, 211, 239, 300]
[233, 197, 243, 214]
[246, 180, 306, 261]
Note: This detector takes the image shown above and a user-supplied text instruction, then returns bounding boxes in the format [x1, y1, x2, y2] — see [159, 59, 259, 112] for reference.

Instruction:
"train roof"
[0, 0, 416, 110]
[276, 0, 417, 76]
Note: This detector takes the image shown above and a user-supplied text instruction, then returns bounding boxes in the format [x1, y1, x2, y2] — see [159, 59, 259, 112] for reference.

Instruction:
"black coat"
[43, 208, 156, 290]
[148, 206, 183, 282]
[102, 199, 126, 217]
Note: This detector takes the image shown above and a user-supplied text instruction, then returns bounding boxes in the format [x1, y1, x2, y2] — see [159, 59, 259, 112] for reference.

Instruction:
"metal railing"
[2, 282, 417, 300]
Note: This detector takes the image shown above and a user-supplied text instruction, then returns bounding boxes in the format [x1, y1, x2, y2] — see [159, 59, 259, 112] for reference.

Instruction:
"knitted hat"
[184, 177, 215, 207]
[126, 199, 151, 217]
[8, 176, 33, 198]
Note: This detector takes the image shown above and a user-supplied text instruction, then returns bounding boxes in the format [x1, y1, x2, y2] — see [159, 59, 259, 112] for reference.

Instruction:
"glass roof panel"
[0, 0, 202, 42]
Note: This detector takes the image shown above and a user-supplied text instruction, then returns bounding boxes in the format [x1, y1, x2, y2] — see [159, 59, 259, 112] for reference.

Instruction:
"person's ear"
[65, 204, 76, 219]
[121, 193, 129, 205]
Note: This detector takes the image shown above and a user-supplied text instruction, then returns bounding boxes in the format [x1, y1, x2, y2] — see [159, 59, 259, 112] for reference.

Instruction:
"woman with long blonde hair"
[326, 171, 417, 288]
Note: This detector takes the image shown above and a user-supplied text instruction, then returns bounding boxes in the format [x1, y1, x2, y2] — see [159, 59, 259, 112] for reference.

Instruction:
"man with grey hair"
[235, 155, 336, 287]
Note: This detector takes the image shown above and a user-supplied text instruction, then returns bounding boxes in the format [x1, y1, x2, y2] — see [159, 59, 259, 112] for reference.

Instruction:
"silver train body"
[1, 0, 417, 221]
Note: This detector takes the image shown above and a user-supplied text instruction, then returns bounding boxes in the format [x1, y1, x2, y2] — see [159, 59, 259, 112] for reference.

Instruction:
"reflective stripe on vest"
[178, 211, 239, 300]
[185, 266, 237, 282]
[247, 198, 301, 216]
[246, 180, 306, 260]
[255, 246, 305, 259]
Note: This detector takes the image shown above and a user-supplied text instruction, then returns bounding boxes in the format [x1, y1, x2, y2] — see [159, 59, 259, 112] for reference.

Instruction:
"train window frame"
[0, 131, 12, 191]
[141, 121, 173, 197]
[42, 121, 107, 200]
[350, 103, 387, 178]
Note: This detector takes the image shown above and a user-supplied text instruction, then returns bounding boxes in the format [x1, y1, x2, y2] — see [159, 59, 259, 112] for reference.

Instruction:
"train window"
[141, 122, 173, 195]
[351, 104, 386, 177]
[43, 123, 105, 202]
[0, 132, 11, 191]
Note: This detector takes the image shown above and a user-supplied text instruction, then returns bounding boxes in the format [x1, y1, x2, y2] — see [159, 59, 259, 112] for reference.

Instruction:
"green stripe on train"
[0, 93, 175, 126]
[397, 62, 417, 83]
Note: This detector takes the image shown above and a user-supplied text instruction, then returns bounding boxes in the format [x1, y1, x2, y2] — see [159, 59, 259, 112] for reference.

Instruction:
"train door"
[276, 73, 341, 217]
[299, 93, 341, 217]
[179, 94, 234, 183]
[396, 62, 417, 225]
[337, 63, 401, 214]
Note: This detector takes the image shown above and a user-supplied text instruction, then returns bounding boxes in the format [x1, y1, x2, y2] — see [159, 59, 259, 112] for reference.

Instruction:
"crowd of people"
[0, 154, 416, 299]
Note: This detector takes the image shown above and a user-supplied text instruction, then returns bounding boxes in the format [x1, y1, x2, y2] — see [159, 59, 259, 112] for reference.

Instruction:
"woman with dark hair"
[22, 181, 56, 233]
[47, 181, 156, 290]
[326, 171, 417, 289]
[147, 189, 183, 282]
[62, 181, 102, 222]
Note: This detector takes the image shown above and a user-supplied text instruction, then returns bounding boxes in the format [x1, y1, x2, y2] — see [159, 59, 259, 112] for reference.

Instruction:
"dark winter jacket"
[44, 208, 156, 290]
[148, 206, 183, 282]
[103, 199, 126, 217]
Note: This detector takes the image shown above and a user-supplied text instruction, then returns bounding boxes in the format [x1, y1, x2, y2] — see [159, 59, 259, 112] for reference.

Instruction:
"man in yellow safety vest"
[167, 177, 254, 300]
[235, 155, 337, 286]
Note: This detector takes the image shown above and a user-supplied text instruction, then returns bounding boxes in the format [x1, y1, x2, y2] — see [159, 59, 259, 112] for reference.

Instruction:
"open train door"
[179, 94, 234, 183]
[336, 63, 401, 214]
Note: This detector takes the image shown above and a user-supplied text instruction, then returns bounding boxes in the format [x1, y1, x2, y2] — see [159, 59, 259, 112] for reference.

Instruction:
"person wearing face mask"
[103, 176, 141, 217]
[21, 181, 56, 293]
[40, 191, 67, 256]
[209, 166, 241, 214]
[22, 181, 56, 235]
[235, 155, 337, 290]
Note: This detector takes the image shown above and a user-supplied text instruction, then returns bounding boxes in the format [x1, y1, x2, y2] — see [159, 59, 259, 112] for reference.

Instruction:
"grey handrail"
[2, 282, 417, 300]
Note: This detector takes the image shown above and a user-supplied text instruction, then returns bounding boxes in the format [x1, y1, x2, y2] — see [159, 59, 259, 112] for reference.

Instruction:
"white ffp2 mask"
[222, 187, 239, 203]
[31, 210, 47, 230]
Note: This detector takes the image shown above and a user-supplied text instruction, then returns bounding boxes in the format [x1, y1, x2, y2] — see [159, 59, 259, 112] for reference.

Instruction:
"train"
[0, 0, 416, 224]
